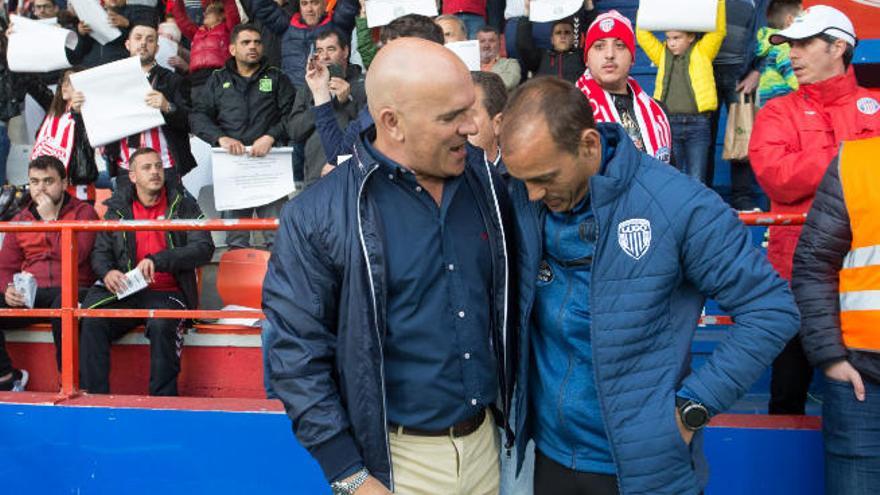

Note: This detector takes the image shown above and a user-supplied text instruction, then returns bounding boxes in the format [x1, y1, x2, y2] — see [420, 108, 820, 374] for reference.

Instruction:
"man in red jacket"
[749, 5, 880, 415]
[0, 156, 98, 390]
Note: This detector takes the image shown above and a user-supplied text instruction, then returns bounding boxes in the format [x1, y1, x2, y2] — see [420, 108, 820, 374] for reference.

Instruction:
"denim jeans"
[261, 320, 278, 399]
[669, 114, 713, 185]
[456, 13, 486, 40]
[0, 124, 10, 185]
[823, 376, 880, 495]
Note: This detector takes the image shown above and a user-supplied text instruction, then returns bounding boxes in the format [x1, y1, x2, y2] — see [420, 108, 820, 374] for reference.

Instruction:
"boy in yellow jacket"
[637, 0, 726, 185]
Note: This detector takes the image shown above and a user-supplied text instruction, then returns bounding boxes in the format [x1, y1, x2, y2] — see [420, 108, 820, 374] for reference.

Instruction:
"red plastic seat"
[216, 249, 271, 309]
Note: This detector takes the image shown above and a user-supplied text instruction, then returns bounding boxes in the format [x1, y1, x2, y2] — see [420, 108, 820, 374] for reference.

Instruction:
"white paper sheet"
[70, 57, 166, 147]
[116, 268, 149, 299]
[637, 0, 718, 32]
[365, 0, 438, 28]
[445, 40, 480, 72]
[212, 148, 295, 211]
[529, 0, 583, 23]
[69, 0, 122, 45]
[7, 15, 76, 73]
[182, 136, 215, 197]
[156, 37, 179, 71]
[216, 304, 262, 326]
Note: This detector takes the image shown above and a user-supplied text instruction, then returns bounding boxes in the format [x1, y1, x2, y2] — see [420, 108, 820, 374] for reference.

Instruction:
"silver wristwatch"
[330, 468, 369, 495]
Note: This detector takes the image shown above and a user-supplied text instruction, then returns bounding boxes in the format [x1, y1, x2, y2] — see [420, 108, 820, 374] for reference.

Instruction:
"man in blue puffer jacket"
[243, 0, 359, 86]
[500, 77, 800, 495]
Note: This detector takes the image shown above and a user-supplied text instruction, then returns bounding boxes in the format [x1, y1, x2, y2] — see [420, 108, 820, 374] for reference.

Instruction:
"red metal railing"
[0, 219, 276, 397]
[0, 212, 805, 398]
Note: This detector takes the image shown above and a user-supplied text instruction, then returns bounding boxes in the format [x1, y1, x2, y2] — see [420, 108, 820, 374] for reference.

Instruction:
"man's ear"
[376, 107, 404, 143]
[579, 128, 601, 158]
[491, 112, 503, 139]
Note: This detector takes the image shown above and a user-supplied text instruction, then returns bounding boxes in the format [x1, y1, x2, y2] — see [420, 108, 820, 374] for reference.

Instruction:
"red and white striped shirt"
[116, 127, 176, 170]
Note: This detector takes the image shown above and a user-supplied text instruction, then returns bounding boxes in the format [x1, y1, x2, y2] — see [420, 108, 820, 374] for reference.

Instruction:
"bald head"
[365, 38, 478, 182]
[366, 38, 471, 119]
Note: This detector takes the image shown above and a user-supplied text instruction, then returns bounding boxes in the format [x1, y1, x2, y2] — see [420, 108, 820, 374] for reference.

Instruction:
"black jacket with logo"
[190, 57, 296, 146]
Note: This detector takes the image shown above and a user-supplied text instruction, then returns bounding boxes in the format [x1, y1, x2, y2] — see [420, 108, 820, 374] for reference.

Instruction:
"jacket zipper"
[588, 193, 623, 494]
[353, 155, 394, 490]
[480, 156, 513, 452]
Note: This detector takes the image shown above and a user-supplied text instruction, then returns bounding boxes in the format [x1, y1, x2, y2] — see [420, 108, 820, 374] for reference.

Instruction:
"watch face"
[684, 404, 709, 429]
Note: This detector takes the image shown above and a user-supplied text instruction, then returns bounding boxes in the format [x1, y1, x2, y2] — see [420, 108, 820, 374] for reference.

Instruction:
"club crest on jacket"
[618, 218, 652, 260]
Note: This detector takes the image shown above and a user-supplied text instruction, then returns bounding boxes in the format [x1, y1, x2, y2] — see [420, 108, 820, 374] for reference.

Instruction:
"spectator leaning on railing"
[0, 156, 97, 383]
[79, 147, 214, 397]
[749, 5, 880, 415]
[190, 23, 295, 249]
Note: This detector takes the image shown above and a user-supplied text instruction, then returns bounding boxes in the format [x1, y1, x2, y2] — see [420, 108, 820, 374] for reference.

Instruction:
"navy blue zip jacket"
[262, 130, 517, 490]
[511, 124, 799, 494]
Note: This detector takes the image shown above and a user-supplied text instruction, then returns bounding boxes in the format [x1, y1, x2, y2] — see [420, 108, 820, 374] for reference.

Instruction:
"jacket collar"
[105, 178, 182, 215]
[224, 57, 271, 80]
[799, 69, 859, 106]
[589, 123, 643, 210]
[290, 12, 331, 29]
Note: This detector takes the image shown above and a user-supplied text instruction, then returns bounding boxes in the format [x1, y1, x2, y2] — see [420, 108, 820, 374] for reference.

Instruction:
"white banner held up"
[445, 40, 480, 71]
[70, 56, 166, 147]
[69, 0, 122, 45]
[156, 37, 179, 71]
[212, 148, 295, 211]
[365, 0, 437, 28]
[529, 0, 583, 23]
[7, 15, 76, 73]
[637, 0, 718, 32]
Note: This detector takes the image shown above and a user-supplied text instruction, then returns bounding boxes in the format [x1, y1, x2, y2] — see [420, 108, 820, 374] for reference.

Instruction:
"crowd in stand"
[0, 0, 879, 493]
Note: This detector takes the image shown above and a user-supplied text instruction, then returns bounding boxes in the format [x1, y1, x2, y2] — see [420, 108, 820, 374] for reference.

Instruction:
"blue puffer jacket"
[262, 131, 517, 490]
[245, 0, 359, 86]
[511, 124, 800, 494]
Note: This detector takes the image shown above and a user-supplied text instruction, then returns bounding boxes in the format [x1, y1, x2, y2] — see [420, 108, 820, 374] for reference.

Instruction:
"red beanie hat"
[583, 10, 636, 62]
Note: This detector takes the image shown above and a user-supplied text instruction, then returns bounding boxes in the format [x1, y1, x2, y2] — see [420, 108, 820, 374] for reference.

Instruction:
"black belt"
[390, 408, 486, 438]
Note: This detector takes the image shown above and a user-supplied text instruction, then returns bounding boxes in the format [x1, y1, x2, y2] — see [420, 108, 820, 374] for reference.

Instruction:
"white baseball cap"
[769, 5, 857, 46]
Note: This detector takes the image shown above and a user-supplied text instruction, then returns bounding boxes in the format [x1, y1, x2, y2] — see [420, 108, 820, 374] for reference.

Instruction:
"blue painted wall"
[0, 403, 823, 494]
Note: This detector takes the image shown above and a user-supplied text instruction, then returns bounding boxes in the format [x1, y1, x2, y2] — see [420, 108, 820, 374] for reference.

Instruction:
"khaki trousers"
[389, 410, 500, 494]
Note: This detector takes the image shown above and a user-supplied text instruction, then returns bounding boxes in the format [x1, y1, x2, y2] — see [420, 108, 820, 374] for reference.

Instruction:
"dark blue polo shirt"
[365, 140, 497, 430]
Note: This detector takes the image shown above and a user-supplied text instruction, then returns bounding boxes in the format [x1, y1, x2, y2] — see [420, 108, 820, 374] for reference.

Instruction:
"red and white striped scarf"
[576, 73, 672, 162]
[117, 127, 176, 170]
[31, 112, 77, 166]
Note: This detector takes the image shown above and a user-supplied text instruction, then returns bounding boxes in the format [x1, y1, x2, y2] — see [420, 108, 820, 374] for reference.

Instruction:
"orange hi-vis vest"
[839, 136, 880, 353]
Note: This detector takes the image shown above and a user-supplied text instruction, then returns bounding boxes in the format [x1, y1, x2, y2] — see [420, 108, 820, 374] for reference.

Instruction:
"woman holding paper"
[30, 68, 99, 202]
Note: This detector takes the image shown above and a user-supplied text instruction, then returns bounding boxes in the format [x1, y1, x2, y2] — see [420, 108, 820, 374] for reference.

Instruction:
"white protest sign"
[70, 0, 122, 45]
[212, 148, 295, 211]
[637, 0, 718, 32]
[445, 40, 480, 71]
[183, 136, 215, 198]
[156, 37, 179, 71]
[70, 56, 166, 147]
[529, 0, 583, 23]
[365, 0, 438, 28]
[7, 15, 76, 73]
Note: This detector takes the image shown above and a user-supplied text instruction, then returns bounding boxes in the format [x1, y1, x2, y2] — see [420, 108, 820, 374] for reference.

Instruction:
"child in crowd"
[755, 0, 801, 104]
[170, 0, 240, 91]
[517, 0, 597, 83]
[636, 0, 726, 184]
